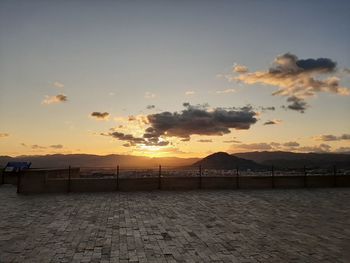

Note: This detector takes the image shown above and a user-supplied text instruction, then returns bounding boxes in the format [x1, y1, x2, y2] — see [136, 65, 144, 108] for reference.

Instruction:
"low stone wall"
[12, 170, 350, 194]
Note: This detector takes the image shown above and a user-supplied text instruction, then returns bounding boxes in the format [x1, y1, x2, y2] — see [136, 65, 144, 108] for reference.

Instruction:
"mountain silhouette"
[233, 151, 350, 169]
[192, 152, 266, 170]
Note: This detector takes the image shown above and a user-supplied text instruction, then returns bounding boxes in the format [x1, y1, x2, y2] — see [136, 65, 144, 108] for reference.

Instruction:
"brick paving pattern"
[0, 185, 349, 263]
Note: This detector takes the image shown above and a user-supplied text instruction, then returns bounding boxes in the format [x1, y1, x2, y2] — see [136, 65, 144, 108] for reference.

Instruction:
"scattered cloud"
[50, 144, 63, 149]
[335, 147, 350, 153]
[282, 96, 308, 113]
[263, 119, 282, 125]
[297, 143, 331, 153]
[197, 139, 213, 143]
[144, 103, 257, 142]
[42, 94, 68, 105]
[313, 133, 350, 141]
[104, 103, 257, 147]
[145, 92, 156, 99]
[234, 143, 273, 151]
[91, 112, 110, 120]
[53, 81, 64, 88]
[233, 64, 248, 73]
[185, 91, 195, 96]
[231, 53, 349, 112]
[0, 133, 9, 138]
[283, 141, 300, 147]
[31, 144, 46, 149]
[216, 88, 235, 94]
[103, 131, 169, 147]
[223, 140, 241, 143]
[146, 105, 155, 110]
[230, 141, 332, 153]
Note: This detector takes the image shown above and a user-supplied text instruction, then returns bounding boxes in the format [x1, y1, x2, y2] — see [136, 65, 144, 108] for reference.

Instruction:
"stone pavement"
[0, 185, 349, 263]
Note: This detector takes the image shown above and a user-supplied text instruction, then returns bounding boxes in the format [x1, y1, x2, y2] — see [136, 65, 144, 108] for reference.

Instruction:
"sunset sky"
[1, 0, 350, 158]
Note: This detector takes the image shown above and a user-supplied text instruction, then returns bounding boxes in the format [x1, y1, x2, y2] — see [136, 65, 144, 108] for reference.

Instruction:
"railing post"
[333, 165, 337, 187]
[158, 165, 161, 190]
[236, 166, 239, 189]
[67, 165, 71, 193]
[199, 165, 202, 189]
[271, 165, 275, 189]
[116, 165, 119, 190]
[303, 165, 307, 188]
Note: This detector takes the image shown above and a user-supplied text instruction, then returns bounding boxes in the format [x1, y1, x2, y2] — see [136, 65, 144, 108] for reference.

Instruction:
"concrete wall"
[12, 169, 350, 194]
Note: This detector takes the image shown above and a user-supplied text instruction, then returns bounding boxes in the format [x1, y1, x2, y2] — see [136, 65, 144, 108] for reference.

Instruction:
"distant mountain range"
[1, 151, 349, 169]
[234, 151, 350, 169]
[0, 154, 199, 168]
[193, 152, 266, 170]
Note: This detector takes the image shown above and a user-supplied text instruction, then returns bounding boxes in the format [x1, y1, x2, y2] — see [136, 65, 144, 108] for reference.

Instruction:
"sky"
[0, 0, 350, 158]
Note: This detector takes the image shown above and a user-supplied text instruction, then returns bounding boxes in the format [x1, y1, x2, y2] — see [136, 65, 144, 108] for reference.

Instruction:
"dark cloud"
[296, 58, 336, 72]
[283, 141, 300, 147]
[42, 94, 68, 105]
[144, 103, 257, 141]
[284, 96, 308, 113]
[104, 103, 257, 147]
[91, 112, 110, 120]
[263, 119, 282, 125]
[233, 53, 349, 113]
[197, 139, 213, 143]
[104, 131, 169, 147]
[260, 106, 275, 111]
[146, 105, 155, 110]
[314, 133, 350, 141]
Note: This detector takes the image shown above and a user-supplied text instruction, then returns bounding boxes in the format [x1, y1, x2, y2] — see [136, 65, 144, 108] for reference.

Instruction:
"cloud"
[223, 140, 241, 143]
[283, 96, 308, 113]
[146, 105, 155, 110]
[53, 81, 64, 88]
[145, 92, 156, 99]
[31, 144, 46, 149]
[185, 91, 195, 96]
[0, 133, 9, 138]
[231, 53, 349, 112]
[50, 144, 63, 149]
[197, 139, 213, 143]
[263, 119, 282, 125]
[91, 112, 110, 120]
[233, 64, 248, 73]
[260, 106, 275, 112]
[283, 141, 300, 147]
[335, 147, 350, 153]
[144, 103, 257, 142]
[230, 141, 333, 153]
[297, 143, 331, 153]
[42, 94, 68, 105]
[234, 143, 273, 151]
[313, 133, 350, 141]
[216, 88, 236, 94]
[104, 131, 169, 147]
[104, 103, 257, 147]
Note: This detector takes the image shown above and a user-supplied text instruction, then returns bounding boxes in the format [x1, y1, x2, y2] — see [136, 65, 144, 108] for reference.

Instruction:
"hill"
[192, 152, 266, 170]
[233, 151, 350, 169]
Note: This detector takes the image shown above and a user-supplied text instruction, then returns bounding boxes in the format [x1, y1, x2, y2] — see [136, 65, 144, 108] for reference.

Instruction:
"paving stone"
[0, 185, 349, 262]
